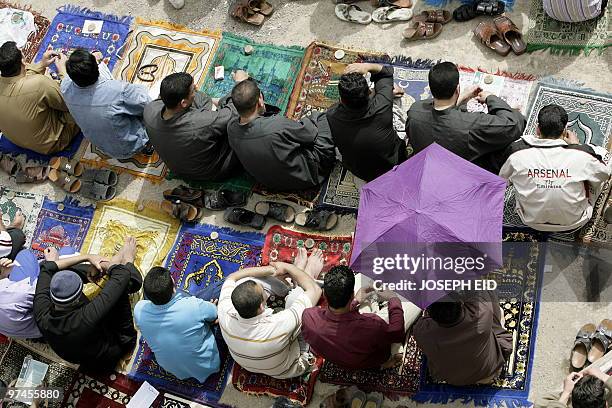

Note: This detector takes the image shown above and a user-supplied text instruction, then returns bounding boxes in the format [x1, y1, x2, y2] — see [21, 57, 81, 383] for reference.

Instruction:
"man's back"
[144, 92, 237, 181]
[0, 64, 74, 154]
[134, 292, 220, 382]
[500, 135, 610, 231]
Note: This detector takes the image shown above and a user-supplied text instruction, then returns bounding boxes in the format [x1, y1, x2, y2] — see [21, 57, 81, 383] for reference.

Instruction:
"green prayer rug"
[166, 170, 255, 193]
[525, 0, 611, 55]
[200, 32, 305, 113]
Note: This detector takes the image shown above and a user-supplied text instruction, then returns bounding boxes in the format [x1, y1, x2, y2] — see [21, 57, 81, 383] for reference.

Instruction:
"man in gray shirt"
[143, 72, 240, 181]
[406, 62, 526, 173]
[226, 73, 335, 191]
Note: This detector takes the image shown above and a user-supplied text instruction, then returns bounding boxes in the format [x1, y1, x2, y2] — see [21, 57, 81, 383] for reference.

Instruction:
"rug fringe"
[57, 4, 133, 25]
[363, 54, 440, 70]
[539, 75, 587, 90]
[221, 31, 305, 51]
[526, 43, 610, 56]
[458, 65, 537, 81]
[412, 392, 532, 408]
[135, 17, 221, 38]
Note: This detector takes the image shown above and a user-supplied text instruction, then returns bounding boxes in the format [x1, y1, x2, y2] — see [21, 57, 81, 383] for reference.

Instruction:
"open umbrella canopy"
[351, 143, 507, 308]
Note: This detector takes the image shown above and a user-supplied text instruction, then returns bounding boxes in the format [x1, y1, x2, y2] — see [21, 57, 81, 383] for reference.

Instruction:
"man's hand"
[92, 51, 104, 64]
[458, 85, 481, 105]
[343, 62, 382, 76]
[582, 366, 610, 382]
[232, 69, 249, 83]
[53, 53, 68, 76]
[559, 372, 582, 404]
[475, 90, 492, 104]
[355, 286, 374, 303]
[40, 50, 58, 68]
[378, 290, 399, 302]
[562, 129, 580, 145]
[87, 254, 108, 272]
[0, 257, 13, 268]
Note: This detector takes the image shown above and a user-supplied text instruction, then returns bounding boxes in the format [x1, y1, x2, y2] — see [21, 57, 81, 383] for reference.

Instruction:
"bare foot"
[44, 247, 59, 261]
[393, 84, 405, 98]
[9, 210, 24, 230]
[293, 247, 308, 271]
[121, 236, 137, 264]
[304, 248, 324, 280]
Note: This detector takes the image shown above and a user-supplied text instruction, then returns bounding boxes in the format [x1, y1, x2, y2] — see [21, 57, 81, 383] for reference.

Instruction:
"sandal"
[161, 199, 201, 222]
[230, 0, 265, 26]
[371, 0, 412, 8]
[49, 157, 84, 176]
[414, 9, 452, 24]
[320, 387, 356, 408]
[163, 185, 203, 205]
[0, 154, 20, 176]
[493, 16, 526, 55]
[224, 207, 266, 230]
[335, 4, 372, 24]
[473, 21, 511, 56]
[81, 168, 118, 186]
[15, 166, 50, 183]
[570, 323, 595, 370]
[402, 21, 443, 41]
[372, 6, 413, 23]
[453, 0, 504, 21]
[252, 0, 274, 16]
[80, 181, 116, 202]
[588, 319, 612, 364]
[254, 201, 296, 223]
[48, 169, 81, 193]
[294, 210, 338, 231]
[364, 392, 384, 408]
[203, 190, 249, 210]
[350, 390, 367, 408]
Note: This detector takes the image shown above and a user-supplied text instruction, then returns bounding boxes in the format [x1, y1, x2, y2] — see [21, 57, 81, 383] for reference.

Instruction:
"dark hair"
[338, 72, 369, 109]
[143, 267, 174, 305]
[428, 62, 459, 100]
[66, 48, 99, 87]
[0, 41, 22, 77]
[323, 265, 355, 308]
[572, 376, 606, 408]
[537, 104, 568, 139]
[427, 292, 463, 325]
[231, 79, 261, 116]
[160, 72, 193, 109]
[231, 280, 263, 319]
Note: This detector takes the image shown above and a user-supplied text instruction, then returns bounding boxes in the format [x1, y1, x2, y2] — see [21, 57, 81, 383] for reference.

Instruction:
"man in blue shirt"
[134, 267, 220, 382]
[60, 48, 152, 159]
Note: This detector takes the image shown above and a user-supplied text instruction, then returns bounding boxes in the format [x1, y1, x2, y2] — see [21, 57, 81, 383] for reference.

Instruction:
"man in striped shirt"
[0, 209, 25, 261]
[543, 0, 607, 22]
[218, 248, 323, 379]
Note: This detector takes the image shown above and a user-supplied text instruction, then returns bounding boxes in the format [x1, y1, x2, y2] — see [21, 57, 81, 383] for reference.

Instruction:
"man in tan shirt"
[535, 366, 611, 408]
[0, 41, 79, 154]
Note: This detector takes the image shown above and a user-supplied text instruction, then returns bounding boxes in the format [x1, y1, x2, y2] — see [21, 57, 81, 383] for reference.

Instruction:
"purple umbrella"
[351, 143, 506, 308]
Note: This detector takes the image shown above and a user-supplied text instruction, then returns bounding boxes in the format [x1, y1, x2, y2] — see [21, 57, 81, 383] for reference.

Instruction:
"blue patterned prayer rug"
[0, 132, 83, 163]
[413, 229, 546, 407]
[129, 223, 264, 405]
[34, 5, 132, 75]
[31, 197, 94, 259]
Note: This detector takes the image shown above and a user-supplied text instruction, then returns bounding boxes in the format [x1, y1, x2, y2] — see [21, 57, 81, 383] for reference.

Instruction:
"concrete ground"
[10, 0, 612, 406]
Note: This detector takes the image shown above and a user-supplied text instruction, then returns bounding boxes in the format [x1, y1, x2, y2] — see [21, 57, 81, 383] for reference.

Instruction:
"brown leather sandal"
[230, 0, 265, 26]
[473, 20, 511, 56]
[493, 16, 526, 55]
[48, 169, 81, 193]
[402, 21, 443, 41]
[253, 0, 274, 16]
[414, 9, 452, 24]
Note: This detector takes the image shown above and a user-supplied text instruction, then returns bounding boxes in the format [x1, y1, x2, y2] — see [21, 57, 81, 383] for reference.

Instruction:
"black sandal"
[163, 185, 203, 206]
[588, 319, 612, 364]
[294, 210, 338, 231]
[224, 207, 266, 230]
[203, 190, 249, 211]
[254, 201, 296, 223]
[453, 0, 504, 22]
[570, 323, 595, 370]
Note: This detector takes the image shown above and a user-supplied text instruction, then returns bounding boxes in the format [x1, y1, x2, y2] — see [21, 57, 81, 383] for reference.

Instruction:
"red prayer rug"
[231, 355, 324, 406]
[261, 225, 353, 276]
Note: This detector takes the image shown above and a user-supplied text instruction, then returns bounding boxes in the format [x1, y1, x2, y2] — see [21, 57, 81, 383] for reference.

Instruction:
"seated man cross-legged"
[536, 366, 612, 408]
[33, 237, 142, 372]
[218, 248, 324, 379]
[134, 267, 221, 383]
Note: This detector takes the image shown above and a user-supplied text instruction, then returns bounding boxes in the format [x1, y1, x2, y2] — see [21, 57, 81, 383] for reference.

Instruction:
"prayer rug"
[320, 336, 422, 399]
[34, 6, 132, 75]
[317, 162, 365, 214]
[129, 223, 264, 405]
[286, 42, 383, 120]
[525, 0, 611, 55]
[31, 197, 94, 259]
[253, 184, 320, 209]
[0, 187, 44, 247]
[0, 1, 50, 62]
[231, 355, 325, 406]
[80, 141, 168, 182]
[0, 339, 77, 408]
[261, 225, 353, 276]
[413, 229, 546, 407]
[118, 18, 220, 100]
[200, 32, 305, 114]
[166, 170, 255, 194]
[0, 132, 83, 163]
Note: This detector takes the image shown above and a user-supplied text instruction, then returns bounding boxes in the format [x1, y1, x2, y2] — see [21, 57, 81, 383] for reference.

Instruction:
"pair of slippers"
[224, 204, 339, 231]
[402, 9, 452, 40]
[453, 0, 504, 21]
[473, 16, 526, 56]
[161, 185, 249, 222]
[320, 386, 383, 408]
[570, 320, 612, 370]
[335, 4, 413, 24]
[0, 153, 49, 183]
[230, 0, 274, 26]
[47, 157, 117, 201]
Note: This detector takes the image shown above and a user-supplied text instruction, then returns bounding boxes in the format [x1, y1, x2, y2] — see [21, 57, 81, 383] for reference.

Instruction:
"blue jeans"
[193, 279, 224, 301]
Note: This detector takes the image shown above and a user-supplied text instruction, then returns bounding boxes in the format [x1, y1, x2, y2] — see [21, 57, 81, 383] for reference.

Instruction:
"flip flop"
[588, 319, 612, 364]
[161, 199, 201, 223]
[203, 190, 249, 211]
[372, 6, 413, 22]
[335, 4, 373, 24]
[364, 392, 384, 408]
[473, 21, 511, 56]
[493, 16, 526, 55]
[81, 168, 118, 186]
[570, 323, 595, 370]
[48, 169, 81, 193]
[254, 201, 296, 223]
[402, 21, 443, 41]
[49, 157, 83, 176]
[414, 9, 452, 24]
[224, 207, 266, 230]
[230, 0, 265, 26]
[80, 181, 116, 201]
[294, 210, 338, 231]
[163, 185, 203, 205]
[371, 0, 412, 8]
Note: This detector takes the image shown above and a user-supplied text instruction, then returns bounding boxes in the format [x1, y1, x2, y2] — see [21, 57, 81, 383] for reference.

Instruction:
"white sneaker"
[168, 0, 185, 9]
